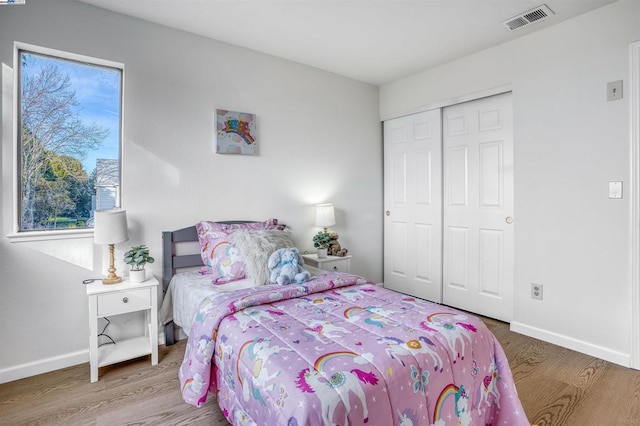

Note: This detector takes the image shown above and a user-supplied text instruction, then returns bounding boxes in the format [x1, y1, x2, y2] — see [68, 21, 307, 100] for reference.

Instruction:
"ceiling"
[75, 0, 618, 85]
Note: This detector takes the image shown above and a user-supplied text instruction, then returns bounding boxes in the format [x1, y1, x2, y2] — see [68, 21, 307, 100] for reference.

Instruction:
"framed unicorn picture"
[216, 109, 257, 155]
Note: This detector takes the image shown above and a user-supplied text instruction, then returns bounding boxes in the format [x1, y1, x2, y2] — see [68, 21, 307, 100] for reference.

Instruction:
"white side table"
[86, 276, 158, 383]
[302, 254, 352, 273]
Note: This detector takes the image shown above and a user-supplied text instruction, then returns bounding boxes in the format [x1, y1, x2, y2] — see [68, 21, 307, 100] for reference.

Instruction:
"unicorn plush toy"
[268, 247, 310, 285]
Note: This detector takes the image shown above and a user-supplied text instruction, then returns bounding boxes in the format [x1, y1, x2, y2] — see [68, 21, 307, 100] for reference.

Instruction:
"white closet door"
[442, 92, 514, 321]
[383, 109, 443, 302]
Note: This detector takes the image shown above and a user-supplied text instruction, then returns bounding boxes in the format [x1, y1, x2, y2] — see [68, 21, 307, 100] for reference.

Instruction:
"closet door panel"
[442, 92, 514, 322]
[383, 110, 442, 302]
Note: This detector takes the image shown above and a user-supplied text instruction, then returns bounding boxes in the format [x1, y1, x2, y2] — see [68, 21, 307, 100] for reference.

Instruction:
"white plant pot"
[317, 248, 328, 258]
[129, 269, 146, 283]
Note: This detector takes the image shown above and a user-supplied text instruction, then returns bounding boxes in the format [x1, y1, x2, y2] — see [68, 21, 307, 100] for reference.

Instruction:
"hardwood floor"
[0, 342, 227, 426]
[2, 319, 640, 425]
[483, 317, 640, 426]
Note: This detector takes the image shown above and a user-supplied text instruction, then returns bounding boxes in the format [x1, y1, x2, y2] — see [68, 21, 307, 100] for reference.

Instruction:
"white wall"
[381, 0, 640, 366]
[0, 0, 382, 382]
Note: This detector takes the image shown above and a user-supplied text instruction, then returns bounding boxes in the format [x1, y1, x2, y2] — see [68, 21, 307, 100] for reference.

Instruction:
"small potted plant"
[312, 231, 332, 258]
[123, 245, 155, 283]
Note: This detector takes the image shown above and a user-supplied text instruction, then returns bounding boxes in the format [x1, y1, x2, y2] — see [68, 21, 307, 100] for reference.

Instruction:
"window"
[16, 43, 123, 233]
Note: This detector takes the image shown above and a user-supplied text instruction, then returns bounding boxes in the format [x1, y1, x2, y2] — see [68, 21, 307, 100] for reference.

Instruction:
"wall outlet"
[531, 283, 543, 300]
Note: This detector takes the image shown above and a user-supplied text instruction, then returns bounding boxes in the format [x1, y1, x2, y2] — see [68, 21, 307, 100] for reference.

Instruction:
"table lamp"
[315, 203, 336, 233]
[93, 209, 129, 284]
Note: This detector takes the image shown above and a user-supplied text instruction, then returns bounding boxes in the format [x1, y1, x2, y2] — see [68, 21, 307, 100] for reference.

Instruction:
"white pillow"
[230, 230, 295, 285]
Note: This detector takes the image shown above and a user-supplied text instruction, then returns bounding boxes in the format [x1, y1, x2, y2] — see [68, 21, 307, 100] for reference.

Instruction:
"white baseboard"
[0, 349, 89, 384]
[1, 330, 169, 384]
[510, 321, 631, 368]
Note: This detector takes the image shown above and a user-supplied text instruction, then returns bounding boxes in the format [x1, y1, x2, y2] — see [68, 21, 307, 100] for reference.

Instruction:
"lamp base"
[102, 243, 122, 284]
[102, 276, 122, 285]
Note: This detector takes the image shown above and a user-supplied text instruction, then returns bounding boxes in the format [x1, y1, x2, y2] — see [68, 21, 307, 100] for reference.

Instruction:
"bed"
[161, 221, 529, 425]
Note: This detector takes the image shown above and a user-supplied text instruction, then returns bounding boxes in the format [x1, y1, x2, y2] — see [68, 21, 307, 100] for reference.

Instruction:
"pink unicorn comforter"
[179, 272, 529, 425]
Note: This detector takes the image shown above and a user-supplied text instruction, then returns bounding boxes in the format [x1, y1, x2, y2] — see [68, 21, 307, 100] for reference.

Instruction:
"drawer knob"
[122, 297, 129, 303]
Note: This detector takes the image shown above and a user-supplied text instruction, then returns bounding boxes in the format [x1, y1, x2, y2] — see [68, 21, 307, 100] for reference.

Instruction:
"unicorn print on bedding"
[238, 337, 289, 406]
[295, 353, 378, 425]
[300, 319, 350, 343]
[179, 272, 529, 425]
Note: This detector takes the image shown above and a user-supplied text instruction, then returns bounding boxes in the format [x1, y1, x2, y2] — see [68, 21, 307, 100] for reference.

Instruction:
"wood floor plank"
[567, 362, 640, 426]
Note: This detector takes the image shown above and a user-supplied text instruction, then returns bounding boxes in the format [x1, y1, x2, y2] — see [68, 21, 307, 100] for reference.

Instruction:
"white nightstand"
[302, 254, 352, 273]
[86, 276, 159, 383]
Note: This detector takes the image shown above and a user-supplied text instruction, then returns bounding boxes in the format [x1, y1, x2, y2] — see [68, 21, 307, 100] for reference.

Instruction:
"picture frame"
[216, 109, 257, 155]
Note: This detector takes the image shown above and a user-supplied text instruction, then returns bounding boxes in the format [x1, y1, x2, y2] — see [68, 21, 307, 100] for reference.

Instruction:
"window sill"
[6, 228, 94, 243]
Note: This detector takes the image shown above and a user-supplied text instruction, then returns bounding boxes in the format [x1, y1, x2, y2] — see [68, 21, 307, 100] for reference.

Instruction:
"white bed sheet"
[160, 265, 324, 335]
[160, 271, 256, 335]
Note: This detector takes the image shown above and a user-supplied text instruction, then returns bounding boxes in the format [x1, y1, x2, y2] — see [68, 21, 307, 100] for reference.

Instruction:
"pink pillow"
[196, 219, 284, 284]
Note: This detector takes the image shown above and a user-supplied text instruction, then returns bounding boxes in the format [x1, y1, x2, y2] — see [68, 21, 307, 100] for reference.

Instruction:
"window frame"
[9, 42, 124, 242]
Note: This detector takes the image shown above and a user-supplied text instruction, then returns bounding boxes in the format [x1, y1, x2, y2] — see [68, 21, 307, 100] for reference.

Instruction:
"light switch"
[609, 181, 623, 199]
[607, 80, 623, 101]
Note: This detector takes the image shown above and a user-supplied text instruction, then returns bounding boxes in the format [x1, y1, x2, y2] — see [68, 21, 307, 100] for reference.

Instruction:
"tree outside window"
[18, 46, 123, 232]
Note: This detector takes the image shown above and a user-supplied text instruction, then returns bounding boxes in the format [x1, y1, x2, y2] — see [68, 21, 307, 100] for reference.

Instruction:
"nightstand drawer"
[322, 260, 349, 272]
[97, 288, 151, 316]
[302, 254, 351, 273]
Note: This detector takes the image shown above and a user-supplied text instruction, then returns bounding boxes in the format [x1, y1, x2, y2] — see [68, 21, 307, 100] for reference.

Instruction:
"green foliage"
[31, 152, 93, 229]
[312, 231, 332, 249]
[123, 245, 155, 271]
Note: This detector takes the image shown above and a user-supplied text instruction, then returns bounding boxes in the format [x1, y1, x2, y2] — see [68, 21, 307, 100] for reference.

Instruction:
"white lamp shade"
[93, 209, 129, 245]
[315, 203, 336, 228]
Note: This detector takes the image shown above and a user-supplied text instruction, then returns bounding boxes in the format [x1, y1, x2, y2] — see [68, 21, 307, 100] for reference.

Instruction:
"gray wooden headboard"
[162, 226, 198, 291]
[161, 221, 258, 345]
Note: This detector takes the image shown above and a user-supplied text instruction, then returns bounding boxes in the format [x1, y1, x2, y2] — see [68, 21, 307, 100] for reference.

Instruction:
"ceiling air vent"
[502, 4, 554, 31]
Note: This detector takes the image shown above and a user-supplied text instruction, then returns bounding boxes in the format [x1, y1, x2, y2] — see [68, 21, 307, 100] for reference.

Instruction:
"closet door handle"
[385, 210, 390, 216]
[505, 216, 513, 224]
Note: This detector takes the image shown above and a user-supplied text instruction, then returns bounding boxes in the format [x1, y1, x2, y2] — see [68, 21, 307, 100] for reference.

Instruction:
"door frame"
[631, 40, 640, 369]
[380, 85, 513, 122]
